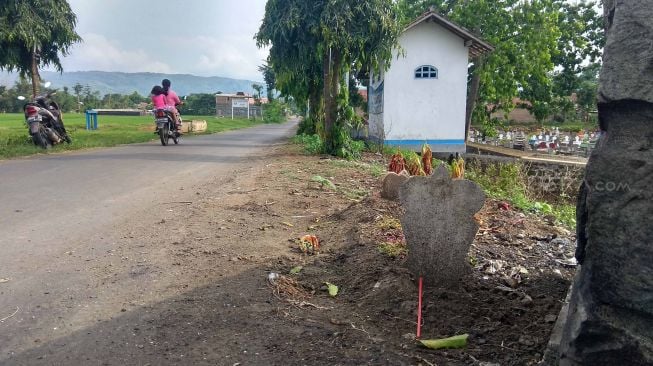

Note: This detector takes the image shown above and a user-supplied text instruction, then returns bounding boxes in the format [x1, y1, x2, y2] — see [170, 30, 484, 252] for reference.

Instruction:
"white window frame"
[415, 65, 438, 79]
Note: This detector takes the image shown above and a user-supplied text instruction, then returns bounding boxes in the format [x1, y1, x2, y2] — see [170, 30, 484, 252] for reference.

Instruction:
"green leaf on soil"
[290, 266, 303, 274]
[325, 282, 339, 297]
[419, 334, 469, 350]
[311, 175, 337, 190]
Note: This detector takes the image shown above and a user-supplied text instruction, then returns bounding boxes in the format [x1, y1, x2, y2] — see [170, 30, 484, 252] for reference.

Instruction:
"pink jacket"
[151, 94, 166, 109]
[164, 89, 181, 110]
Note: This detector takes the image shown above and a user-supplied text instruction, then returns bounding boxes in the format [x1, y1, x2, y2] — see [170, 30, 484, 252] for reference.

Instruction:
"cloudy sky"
[60, 0, 269, 81]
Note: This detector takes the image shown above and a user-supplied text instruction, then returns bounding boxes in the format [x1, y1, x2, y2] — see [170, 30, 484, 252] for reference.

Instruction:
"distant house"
[250, 97, 269, 105]
[489, 98, 537, 123]
[215, 92, 253, 118]
[368, 10, 493, 152]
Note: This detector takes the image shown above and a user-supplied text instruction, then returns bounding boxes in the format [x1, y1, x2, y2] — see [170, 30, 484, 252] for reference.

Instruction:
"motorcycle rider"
[162, 79, 183, 132]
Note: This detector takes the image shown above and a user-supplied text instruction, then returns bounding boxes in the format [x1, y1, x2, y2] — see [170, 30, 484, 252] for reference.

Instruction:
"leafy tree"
[181, 93, 216, 115]
[252, 83, 263, 104]
[257, 59, 276, 101]
[348, 72, 365, 111]
[0, 78, 43, 112]
[57, 85, 77, 112]
[101, 93, 122, 109]
[318, 0, 400, 154]
[256, 1, 324, 132]
[263, 99, 286, 123]
[0, 0, 82, 98]
[574, 62, 599, 123]
[80, 84, 100, 109]
[257, 0, 401, 155]
[73, 82, 83, 112]
[127, 91, 146, 108]
[551, 1, 603, 97]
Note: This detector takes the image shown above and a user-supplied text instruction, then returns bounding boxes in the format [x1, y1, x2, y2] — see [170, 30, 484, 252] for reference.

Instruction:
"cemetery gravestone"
[381, 171, 410, 201]
[398, 165, 485, 286]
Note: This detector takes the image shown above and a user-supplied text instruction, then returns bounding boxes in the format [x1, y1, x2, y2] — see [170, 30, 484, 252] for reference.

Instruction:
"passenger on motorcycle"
[150, 85, 166, 109]
[162, 79, 183, 132]
[151, 85, 176, 131]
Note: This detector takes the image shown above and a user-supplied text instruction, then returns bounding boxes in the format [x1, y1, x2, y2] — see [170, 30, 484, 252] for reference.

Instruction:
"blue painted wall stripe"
[384, 139, 466, 145]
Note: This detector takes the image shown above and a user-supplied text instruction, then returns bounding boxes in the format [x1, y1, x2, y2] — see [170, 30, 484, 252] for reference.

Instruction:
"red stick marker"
[417, 276, 423, 339]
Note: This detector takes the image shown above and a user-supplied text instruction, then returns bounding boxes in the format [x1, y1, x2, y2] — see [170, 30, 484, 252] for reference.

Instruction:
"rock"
[381, 171, 410, 201]
[550, 238, 571, 247]
[557, 2, 653, 365]
[502, 275, 520, 289]
[399, 165, 485, 286]
[544, 314, 557, 323]
[598, 2, 653, 104]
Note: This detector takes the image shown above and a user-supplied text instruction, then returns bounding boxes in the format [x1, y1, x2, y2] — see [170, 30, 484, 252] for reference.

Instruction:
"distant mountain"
[0, 71, 265, 97]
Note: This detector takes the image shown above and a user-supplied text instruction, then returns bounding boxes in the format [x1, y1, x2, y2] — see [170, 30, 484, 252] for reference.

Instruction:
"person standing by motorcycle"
[162, 79, 183, 132]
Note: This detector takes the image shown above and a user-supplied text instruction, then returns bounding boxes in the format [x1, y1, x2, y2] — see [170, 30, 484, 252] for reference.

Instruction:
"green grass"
[327, 159, 386, 177]
[464, 161, 577, 229]
[0, 113, 262, 159]
[378, 242, 407, 258]
[292, 134, 323, 154]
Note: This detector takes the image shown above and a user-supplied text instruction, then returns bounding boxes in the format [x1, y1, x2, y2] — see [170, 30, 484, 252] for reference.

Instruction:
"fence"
[216, 104, 263, 119]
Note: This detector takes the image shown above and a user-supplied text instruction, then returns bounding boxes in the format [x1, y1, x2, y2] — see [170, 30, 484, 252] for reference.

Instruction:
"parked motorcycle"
[17, 82, 71, 149]
[153, 108, 180, 146]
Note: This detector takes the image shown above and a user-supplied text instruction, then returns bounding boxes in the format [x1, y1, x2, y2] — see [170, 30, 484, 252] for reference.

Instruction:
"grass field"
[0, 113, 264, 159]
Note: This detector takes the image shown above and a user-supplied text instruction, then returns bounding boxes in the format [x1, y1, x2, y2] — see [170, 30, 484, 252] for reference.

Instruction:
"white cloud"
[57, 1, 270, 79]
[181, 35, 268, 80]
[62, 33, 173, 74]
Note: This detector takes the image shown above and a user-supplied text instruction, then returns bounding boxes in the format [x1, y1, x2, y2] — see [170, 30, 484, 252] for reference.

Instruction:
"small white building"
[368, 11, 493, 152]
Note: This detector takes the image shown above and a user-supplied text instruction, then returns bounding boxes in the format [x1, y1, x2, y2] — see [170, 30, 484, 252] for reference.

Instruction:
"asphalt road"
[0, 120, 297, 362]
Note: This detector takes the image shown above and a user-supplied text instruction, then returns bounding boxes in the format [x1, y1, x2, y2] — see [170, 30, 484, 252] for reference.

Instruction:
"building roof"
[404, 10, 494, 58]
[215, 93, 251, 98]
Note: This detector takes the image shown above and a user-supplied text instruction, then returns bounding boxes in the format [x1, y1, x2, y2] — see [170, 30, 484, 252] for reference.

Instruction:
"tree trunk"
[308, 84, 322, 133]
[465, 56, 484, 141]
[323, 48, 342, 154]
[30, 48, 41, 98]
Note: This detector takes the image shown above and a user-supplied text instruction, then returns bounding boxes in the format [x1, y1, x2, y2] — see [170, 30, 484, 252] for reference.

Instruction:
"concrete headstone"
[398, 164, 485, 286]
[381, 171, 410, 201]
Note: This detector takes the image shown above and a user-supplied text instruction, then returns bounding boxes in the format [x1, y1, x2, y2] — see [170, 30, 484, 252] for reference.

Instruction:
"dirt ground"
[7, 143, 576, 366]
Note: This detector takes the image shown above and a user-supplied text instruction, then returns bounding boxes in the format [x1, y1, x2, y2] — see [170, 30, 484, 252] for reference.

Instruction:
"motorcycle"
[153, 108, 181, 146]
[17, 82, 71, 149]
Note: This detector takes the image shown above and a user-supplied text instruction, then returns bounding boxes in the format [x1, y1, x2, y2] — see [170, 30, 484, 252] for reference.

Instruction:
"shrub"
[465, 161, 576, 228]
[263, 100, 286, 123]
[292, 134, 323, 154]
